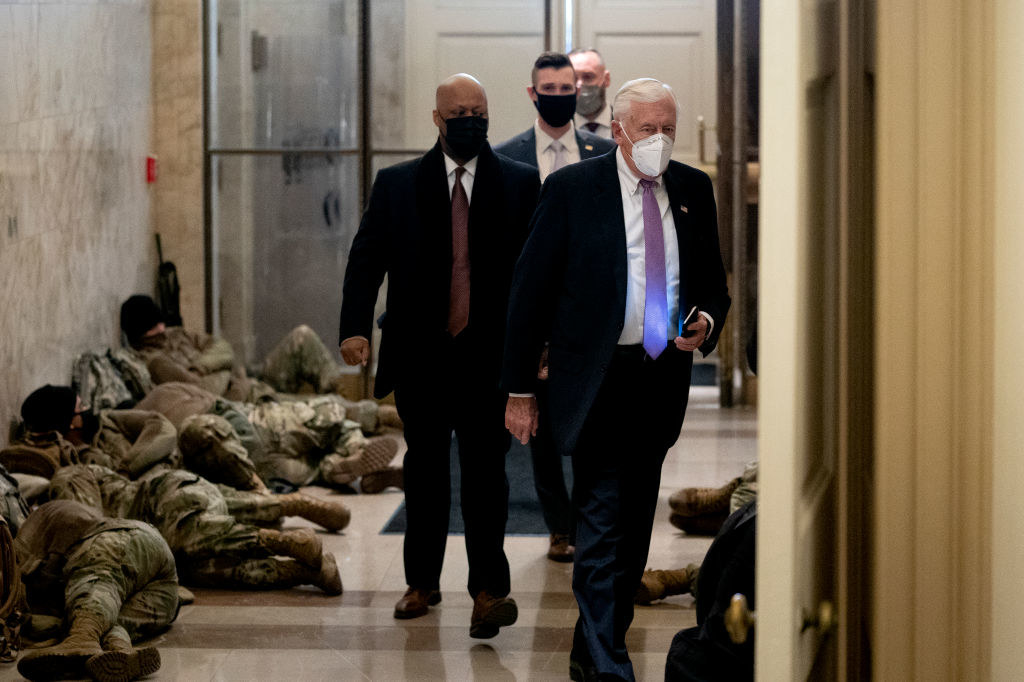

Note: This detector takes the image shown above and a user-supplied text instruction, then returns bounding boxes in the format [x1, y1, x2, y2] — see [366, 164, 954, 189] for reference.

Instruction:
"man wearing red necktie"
[339, 74, 539, 639]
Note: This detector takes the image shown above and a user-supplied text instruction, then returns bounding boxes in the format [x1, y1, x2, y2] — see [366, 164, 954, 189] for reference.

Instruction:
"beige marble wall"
[0, 1, 156, 444]
[151, 0, 204, 330]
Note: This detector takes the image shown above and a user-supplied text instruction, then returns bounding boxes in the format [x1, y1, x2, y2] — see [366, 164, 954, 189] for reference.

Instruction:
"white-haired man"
[502, 78, 730, 681]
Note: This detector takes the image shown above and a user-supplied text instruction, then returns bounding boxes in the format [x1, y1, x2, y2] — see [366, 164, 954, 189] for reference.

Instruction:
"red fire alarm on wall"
[146, 155, 159, 184]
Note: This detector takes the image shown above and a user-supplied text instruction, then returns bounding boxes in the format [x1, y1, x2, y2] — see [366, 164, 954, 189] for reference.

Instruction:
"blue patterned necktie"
[639, 179, 667, 359]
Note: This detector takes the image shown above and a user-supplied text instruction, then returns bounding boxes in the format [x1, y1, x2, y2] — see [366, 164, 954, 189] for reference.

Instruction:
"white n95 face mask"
[622, 129, 673, 177]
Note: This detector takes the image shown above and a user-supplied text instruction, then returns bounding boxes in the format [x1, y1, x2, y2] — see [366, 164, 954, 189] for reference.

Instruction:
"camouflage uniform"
[15, 500, 179, 642]
[47, 465, 325, 590]
[729, 461, 758, 514]
[133, 324, 342, 402]
[137, 382, 396, 489]
[258, 324, 344, 394]
[241, 396, 387, 487]
[79, 409, 179, 478]
[177, 413, 265, 492]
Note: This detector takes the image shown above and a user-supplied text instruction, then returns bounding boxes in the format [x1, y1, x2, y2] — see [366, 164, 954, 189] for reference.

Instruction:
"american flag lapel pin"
[680, 205, 689, 213]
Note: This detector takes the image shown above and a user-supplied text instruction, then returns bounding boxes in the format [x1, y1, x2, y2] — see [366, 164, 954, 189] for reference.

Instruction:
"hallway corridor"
[5, 388, 755, 681]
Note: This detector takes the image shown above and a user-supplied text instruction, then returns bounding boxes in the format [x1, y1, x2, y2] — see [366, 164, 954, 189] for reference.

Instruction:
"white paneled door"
[574, 0, 717, 164]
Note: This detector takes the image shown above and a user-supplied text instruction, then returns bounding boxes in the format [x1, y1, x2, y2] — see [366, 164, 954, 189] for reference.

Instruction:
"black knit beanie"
[20, 384, 78, 433]
[120, 294, 164, 345]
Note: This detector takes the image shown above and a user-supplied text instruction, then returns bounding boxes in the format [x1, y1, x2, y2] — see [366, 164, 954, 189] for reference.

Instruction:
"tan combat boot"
[668, 477, 742, 517]
[17, 612, 106, 681]
[669, 512, 728, 536]
[322, 436, 399, 485]
[276, 493, 351, 531]
[269, 554, 343, 595]
[85, 625, 160, 682]
[257, 528, 323, 568]
[635, 564, 700, 606]
[376, 404, 403, 430]
[360, 466, 404, 494]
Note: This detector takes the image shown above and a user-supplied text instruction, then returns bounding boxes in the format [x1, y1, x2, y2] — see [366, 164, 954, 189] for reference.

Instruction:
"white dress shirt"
[443, 153, 477, 201]
[534, 121, 581, 183]
[615, 149, 682, 346]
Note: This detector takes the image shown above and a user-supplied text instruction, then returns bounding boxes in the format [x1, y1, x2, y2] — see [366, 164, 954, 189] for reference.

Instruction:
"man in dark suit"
[502, 78, 730, 680]
[494, 51, 615, 564]
[494, 52, 614, 184]
[339, 73, 540, 639]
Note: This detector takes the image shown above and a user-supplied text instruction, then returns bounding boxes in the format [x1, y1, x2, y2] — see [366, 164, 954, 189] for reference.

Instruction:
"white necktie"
[550, 139, 567, 171]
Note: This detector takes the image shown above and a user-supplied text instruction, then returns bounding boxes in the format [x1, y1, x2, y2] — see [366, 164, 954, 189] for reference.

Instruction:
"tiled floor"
[4, 387, 756, 681]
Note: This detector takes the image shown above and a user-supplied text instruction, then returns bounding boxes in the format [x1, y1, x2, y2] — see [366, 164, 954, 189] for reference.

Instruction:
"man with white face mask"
[501, 78, 730, 681]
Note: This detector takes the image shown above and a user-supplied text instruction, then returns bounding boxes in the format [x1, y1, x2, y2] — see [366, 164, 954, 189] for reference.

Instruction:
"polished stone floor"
[3, 387, 756, 681]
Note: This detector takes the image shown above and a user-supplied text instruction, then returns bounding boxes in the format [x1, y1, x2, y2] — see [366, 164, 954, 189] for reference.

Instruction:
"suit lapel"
[589, 153, 628, 317]
[522, 130, 538, 168]
[415, 142, 455, 307]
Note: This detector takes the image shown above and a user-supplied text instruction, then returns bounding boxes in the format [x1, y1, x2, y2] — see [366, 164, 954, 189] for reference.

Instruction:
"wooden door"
[572, 0, 717, 165]
[401, 0, 546, 149]
[758, 0, 873, 678]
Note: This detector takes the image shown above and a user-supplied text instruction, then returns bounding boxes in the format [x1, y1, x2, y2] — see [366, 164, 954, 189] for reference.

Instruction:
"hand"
[536, 347, 549, 381]
[505, 396, 539, 445]
[674, 314, 708, 352]
[340, 337, 370, 366]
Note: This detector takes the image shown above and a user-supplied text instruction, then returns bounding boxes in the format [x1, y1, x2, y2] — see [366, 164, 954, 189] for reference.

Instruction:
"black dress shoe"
[569, 657, 599, 682]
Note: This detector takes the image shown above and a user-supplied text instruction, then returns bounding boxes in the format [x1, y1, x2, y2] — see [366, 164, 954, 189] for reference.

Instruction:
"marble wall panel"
[0, 0, 154, 445]
[0, 4, 40, 124]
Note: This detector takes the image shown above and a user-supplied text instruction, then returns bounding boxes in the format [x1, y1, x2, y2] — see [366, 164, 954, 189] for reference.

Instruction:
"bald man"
[338, 74, 540, 638]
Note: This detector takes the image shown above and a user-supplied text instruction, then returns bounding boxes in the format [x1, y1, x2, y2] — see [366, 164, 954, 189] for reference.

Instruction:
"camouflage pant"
[258, 325, 343, 394]
[51, 466, 270, 586]
[63, 523, 179, 642]
[730, 461, 759, 514]
[178, 414, 263, 491]
[242, 396, 370, 486]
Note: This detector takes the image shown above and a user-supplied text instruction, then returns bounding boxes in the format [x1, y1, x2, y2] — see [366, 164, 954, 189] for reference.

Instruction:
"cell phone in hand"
[680, 306, 699, 338]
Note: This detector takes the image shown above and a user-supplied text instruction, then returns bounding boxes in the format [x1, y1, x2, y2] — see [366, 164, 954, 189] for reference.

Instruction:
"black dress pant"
[393, 330, 511, 598]
[570, 344, 692, 681]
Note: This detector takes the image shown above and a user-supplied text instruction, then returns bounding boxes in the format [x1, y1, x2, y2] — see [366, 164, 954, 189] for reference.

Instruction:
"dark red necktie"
[585, 121, 600, 133]
[448, 167, 470, 336]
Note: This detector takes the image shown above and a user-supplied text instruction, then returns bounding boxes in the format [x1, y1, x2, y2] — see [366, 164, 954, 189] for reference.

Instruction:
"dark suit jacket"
[493, 127, 615, 169]
[502, 150, 730, 455]
[339, 141, 540, 399]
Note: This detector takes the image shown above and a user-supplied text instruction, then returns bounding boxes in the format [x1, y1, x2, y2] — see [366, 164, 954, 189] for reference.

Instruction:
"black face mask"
[534, 93, 577, 128]
[442, 115, 488, 160]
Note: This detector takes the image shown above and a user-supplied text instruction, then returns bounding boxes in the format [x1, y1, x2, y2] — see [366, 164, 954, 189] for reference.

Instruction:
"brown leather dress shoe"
[393, 587, 441, 620]
[469, 591, 518, 639]
[547, 533, 575, 562]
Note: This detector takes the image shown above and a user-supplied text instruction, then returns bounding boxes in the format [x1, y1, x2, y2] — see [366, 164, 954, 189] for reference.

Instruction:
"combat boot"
[360, 466, 404, 494]
[668, 477, 742, 517]
[322, 436, 399, 485]
[17, 612, 106, 681]
[669, 512, 728, 536]
[635, 564, 700, 605]
[257, 528, 323, 568]
[376, 404, 403, 430]
[270, 554, 343, 595]
[276, 493, 351, 531]
[85, 625, 160, 682]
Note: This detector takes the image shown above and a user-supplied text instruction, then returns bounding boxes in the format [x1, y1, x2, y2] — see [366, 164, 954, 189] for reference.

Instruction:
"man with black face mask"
[339, 74, 540, 638]
[569, 48, 613, 138]
[494, 52, 614, 566]
[495, 52, 615, 184]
